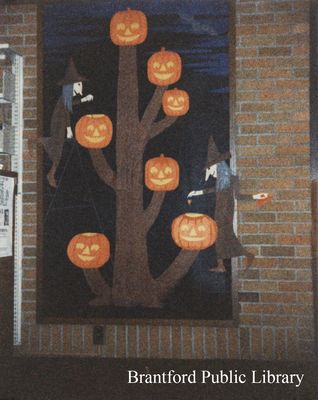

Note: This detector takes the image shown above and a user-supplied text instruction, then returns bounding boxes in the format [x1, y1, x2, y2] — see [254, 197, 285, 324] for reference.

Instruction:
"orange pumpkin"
[75, 114, 113, 149]
[145, 154, 179, 191]
[147, 48, 182, 86]
[172, 213, 218, 250]
[67, 232, 110, 269]
[110, 9, 147, 46]
[162, 88, 189, 116]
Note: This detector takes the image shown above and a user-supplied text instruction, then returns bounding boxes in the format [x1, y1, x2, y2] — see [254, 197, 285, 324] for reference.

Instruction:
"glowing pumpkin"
[162, 88, 189, 116]
[75, 114, 113, 149]
[172, 213, 218, 250]
[110, 9, 147, 46]
[145, 154, 179, 191]
[147, 48, 182, 86]
[67, 232, 110, 269]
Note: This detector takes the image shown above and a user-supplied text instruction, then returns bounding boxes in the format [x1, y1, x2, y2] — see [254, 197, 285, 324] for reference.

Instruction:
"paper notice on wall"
[0, 175, 15, 258]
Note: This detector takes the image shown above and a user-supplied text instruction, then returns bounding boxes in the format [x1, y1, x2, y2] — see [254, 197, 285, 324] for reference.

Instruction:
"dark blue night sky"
[41, 0, 232, 321]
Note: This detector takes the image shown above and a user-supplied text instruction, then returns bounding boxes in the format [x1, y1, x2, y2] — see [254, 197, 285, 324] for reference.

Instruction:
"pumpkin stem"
[161, 47, 165, 51]
[160, 153, 164, 157]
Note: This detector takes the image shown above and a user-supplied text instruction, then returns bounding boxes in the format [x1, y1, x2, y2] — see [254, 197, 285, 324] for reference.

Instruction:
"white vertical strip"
[12, 49, 23, 346]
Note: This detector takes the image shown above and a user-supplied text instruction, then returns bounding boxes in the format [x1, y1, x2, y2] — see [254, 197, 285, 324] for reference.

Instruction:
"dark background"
[40, 0, 232, 320]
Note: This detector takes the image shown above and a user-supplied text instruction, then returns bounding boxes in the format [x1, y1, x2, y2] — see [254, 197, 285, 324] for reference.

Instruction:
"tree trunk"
[111, 46, 156, 306]
[86, 45, 199, 308]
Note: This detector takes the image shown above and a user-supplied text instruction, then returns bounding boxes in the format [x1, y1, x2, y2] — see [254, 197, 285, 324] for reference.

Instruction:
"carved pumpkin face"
[145, 154, 179, 191]
[110, 9, 147, 46]
[147, 48, 182, 86]
[67, 232, 110, 269]
[172, 213, 218, 250]
[162, 89, 189, 116]
[75, 114, 113, 149]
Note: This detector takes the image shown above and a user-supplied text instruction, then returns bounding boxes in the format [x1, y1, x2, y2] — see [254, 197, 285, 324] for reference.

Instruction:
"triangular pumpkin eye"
[99, 124, 107, 130]
[180, 224, 189, 232]
[178, 97, 185, 103]
[91, 244, 100, 251]
[76, 243, 85, 249]
[164, 167, 172, 174]
[87, 124, 94, 131]
[153, 62, 160, 69]
[131, 22, 140, 29]
[197, 225, 207, 232]
[166, 61, 174, 68]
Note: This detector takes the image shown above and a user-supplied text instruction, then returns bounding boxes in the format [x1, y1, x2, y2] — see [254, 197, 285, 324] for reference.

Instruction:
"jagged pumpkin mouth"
[84, 135, 107, 144]
[117, 33, 140, 42]
[154, 72, 174, 80]
[150, 178, 173, 185]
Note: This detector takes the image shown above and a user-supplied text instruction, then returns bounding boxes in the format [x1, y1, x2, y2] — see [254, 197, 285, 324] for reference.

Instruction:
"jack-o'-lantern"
[67, 232, 110, 269]
[147, 48, 182, 86]
[172, 213, 218, 250]
[145, 154, 179, 191]
[75, 114, 113, 149]
[162, 88, 189, 116]
[110, 9, 147, 46]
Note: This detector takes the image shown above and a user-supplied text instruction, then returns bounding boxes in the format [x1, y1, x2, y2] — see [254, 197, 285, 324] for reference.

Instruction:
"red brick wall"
[1, 1, 315, 360]
[235, 0, 313, 360]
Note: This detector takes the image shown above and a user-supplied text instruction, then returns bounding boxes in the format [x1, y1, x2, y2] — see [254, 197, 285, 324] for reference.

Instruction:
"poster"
[0, 174, 14, 258]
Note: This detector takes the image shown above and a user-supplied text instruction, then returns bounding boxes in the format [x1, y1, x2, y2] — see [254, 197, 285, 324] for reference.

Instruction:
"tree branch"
[140, 86, 167, 129]
[88, 149, 116, 190]
[150, 116, 177, 139]
[83, 270, 112, 306]
[144, 191, 166, 228]
[156, 250, 199, 295]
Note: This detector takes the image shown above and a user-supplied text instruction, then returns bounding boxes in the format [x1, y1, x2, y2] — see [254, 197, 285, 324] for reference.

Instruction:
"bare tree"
[82, 33, 199, 307]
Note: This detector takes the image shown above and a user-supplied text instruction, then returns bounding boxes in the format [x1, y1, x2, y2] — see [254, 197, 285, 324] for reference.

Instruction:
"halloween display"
[41, 1, 240, 320]
[145, 154, 179, 191]
[75, 114, 113, 149]
[172, 213, 218, 250]
[67, 232, 110, 269]
[147, 48, 182, 86]
[110, 9, 147, 46]
[162, 88, 189, 116]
